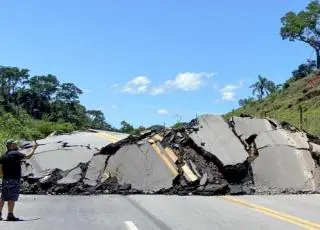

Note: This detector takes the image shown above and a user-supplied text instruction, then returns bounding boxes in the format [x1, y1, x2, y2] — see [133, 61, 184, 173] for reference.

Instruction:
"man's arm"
[23, 143, 38, 160]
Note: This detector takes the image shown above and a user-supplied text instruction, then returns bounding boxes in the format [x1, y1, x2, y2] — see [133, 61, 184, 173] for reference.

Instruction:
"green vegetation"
[250, 75, 278, 100]
[225, 1, 320, 137]
[281, 0, 320, 68]
[0, 65, 119, 151]
[225, 71, 320, 136]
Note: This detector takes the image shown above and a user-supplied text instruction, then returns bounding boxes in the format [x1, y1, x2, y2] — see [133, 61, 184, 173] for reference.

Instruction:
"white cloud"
[121, 76, 151, 94]
[110, 84, 119, 89]
[220, 81, 244, 101]
[157, 109, 169, 115]
[149, 87, 165, 96]
[164, 72, 214, 91]
[120, 72, 215, 96]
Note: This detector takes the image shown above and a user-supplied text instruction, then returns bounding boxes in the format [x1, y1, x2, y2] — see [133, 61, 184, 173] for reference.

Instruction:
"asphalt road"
[0, 195, 319, 230]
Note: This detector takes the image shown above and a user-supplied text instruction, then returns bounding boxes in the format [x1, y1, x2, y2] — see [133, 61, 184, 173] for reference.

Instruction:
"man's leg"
[0, 199, 4, 220]
[6, 180, 20, 221]
[8, 200, 15, 214]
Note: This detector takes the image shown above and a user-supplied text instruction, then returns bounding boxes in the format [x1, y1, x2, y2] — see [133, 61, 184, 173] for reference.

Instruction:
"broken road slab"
[57, 166, 83, 185]
[83, 154, 108, 187]
[23, 131, 122, 172]
[105, 142, 177, 192]
[231, 116, 319, 193]
[18, 115, 320, 196]
[190, 115, 248, 165]
[252, 146, 317, 192]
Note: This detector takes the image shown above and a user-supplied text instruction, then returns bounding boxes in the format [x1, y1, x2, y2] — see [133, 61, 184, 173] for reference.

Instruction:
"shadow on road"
[3, 218, 41, 222]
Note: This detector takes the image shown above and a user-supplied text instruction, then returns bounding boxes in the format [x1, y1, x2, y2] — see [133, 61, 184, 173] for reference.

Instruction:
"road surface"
[0, 195, 319, 230]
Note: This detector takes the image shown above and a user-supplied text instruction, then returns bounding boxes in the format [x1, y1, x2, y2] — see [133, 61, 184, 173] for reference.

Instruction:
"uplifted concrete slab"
[256, 130, 310, 149]
[252, 146, 316, 192]
[58, 166, 83, 185]
[84, 155, 108, 187]
[232, 117, 310, 149]
[105, 142, 176, 192]
[32, 146, 95, 171]
[189, 115, 248, 166]
[232, 117, 274, 141]
[22, 131, 121, 173]
[232, 116, 318, 193]
[310, 142, 320, 155]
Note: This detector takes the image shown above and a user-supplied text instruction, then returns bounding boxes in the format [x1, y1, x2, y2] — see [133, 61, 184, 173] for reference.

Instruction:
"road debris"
[13, 114, 320, 196]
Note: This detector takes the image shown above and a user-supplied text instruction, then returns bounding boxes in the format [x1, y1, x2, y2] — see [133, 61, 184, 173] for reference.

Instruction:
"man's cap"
[6, 139, 18, 146]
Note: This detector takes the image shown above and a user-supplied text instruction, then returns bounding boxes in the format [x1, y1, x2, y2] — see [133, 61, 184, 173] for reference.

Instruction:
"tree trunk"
[316, 49, 320, 69]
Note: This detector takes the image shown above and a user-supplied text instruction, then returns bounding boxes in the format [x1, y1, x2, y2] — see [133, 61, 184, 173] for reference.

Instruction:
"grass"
[224, 73, 320, 136]
[0, 112, 74, 155]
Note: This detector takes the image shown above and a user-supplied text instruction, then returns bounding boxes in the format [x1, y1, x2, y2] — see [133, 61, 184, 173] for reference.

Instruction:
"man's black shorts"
[1, 179, 20, 201]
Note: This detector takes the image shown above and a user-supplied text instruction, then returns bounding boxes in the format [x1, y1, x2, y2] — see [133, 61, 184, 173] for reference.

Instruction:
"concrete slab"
[232, 117, 274, 139]
[21, 131, 123, 174]
[189, 115, 248, 166]
[58, 166, 82, 185]
[233, 117, 310, 149]
[252, 146, 317, 192]
[310, 142, 320, 155]
[232, 117, 318, 192]
[32, 147, 95, 171]
[83, 155, 108, 187]
[105, 142, 176, 192]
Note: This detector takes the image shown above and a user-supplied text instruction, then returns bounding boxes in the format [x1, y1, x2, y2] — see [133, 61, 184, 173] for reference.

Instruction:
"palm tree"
[250, 75, 275, 100]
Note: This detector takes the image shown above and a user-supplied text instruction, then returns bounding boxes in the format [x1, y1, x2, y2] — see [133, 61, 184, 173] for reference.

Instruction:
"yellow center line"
[222, 196, 320, 230]
[95, 132, 120, 143]
[150, 142, 179, 177]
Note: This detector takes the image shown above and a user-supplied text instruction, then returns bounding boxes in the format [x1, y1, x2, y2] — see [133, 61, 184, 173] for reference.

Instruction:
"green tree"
[0, 66, 29, 112]
[29, 75, 60, 99]
[238, 97, 255, 107]
[17, 75, 60, 118]
[120, 121, 135, 133]
[56, 83, 82, 103]
[250, 75, 275, 100]
[280, 0, 320, 68]
[86, 110, 113, 130]
[292, 60, 317, 79]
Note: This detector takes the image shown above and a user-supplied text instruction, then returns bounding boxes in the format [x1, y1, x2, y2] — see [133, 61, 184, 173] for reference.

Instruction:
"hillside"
[225, 73, 320, 136]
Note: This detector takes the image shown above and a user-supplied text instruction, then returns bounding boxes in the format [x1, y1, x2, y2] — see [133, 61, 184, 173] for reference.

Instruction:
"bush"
[0, 112, 75, 149]
[283, 82, 290, 89]
[292, 60, 316, 80]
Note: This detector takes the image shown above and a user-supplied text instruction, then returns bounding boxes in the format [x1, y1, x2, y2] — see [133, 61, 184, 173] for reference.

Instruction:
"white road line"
[124, 221, 139, 230]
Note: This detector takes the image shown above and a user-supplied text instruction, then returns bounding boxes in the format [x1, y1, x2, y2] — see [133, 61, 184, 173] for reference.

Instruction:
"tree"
[17, 75, 60, 118]
[292, 60, 317, 79]
[238, 97, 255, 107]
[29, 75, 60, 99]
[250, 75, 275, 100]
[56, 83, 82, 104]
[265, 81, 277, 94]
[120, 121, 135, 134]
[86, 110, 113, 130]
[280, 1, 320, 68]
[0, 66, 29, 112]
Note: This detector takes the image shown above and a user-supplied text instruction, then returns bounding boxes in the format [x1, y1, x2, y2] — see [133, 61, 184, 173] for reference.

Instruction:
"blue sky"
[0, 0, 314, 128]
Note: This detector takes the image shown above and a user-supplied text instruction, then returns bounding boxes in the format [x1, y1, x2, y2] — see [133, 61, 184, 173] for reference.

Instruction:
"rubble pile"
[16, 115, 320, 196]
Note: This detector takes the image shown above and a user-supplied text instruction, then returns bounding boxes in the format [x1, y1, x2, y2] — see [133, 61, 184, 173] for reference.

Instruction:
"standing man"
[0, 140, 38, 221]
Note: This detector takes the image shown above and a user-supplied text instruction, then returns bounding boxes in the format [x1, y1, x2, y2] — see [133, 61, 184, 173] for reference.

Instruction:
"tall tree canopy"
[0, 65, 114, 130]
[250, 75, 276, 100]
[280, 0, 320, 68]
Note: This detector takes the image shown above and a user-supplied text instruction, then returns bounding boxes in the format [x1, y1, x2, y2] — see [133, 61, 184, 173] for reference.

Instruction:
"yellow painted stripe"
[95, 133, 119, 143]
[222, 196, 320, 230]
[164, 147, 178, 163]
[182, 163, 198, 182]
[150, 142, 179, 177]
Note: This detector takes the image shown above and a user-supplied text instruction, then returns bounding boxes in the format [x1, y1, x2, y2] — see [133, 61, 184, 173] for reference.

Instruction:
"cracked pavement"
[10, 114, 320, 196]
